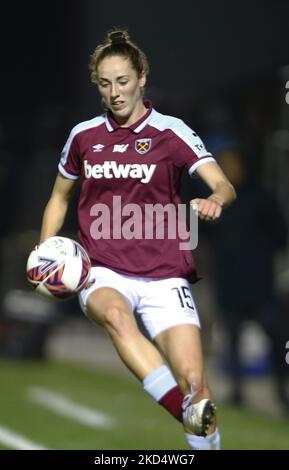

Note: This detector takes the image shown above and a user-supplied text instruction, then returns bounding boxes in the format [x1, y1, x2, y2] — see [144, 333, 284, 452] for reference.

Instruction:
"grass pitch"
[0, 358, 288, 450]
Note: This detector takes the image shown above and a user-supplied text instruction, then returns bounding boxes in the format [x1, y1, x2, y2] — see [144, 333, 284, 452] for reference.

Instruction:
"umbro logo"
[113, 144, 129, 153]
[92, 144, 105, 152]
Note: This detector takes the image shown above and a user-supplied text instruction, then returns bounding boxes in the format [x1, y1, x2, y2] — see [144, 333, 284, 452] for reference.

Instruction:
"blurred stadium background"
[0, 0, 289, 450]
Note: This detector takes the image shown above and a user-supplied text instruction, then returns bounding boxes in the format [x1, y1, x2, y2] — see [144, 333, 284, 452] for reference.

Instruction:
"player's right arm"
[40, 173, 78, 241]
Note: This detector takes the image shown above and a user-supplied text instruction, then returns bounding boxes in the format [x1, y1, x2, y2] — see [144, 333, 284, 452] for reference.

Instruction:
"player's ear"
[139, 71, 146, 88]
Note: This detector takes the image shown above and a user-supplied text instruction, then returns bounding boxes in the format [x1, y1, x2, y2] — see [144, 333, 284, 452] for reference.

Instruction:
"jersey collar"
[104, 100, 153, 133]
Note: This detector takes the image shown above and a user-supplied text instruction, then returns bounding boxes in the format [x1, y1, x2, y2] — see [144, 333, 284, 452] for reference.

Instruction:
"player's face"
[97, 55, 146, 126]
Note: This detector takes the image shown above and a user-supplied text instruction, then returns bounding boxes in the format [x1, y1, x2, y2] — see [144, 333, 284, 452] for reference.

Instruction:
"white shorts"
[79, 267, 200, 339]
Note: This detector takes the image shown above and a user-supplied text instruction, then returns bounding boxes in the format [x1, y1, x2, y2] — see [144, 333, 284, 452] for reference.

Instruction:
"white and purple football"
[27, 236, 91, 300]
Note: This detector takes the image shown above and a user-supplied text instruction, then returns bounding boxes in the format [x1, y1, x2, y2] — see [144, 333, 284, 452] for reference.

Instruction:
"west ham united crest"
[135, 138, 152, 155]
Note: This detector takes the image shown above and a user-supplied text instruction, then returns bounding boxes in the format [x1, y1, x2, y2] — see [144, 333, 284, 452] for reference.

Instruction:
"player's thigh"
[79, 266, 137, 326]
[87, 287, 134, 326]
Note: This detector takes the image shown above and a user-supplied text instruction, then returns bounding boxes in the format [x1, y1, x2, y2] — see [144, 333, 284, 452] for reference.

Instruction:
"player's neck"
[115, 101, 147, 128]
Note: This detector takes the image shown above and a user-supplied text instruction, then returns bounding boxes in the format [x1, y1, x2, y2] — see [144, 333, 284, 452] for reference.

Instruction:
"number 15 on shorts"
[172, 286, 195, 310]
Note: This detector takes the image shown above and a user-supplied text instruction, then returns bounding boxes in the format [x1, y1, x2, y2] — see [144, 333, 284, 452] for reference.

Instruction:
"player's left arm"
[191, 161, 236, 221]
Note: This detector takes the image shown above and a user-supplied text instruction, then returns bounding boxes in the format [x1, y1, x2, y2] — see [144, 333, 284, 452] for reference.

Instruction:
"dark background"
[2, 0, 289, 151]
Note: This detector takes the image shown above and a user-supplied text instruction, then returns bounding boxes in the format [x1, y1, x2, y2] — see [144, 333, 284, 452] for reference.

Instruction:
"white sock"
[185, 428, 221, 450]
[143, 365, 177, 401]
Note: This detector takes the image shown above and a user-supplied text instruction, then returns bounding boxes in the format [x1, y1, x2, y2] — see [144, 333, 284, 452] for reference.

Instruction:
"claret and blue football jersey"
[58, 100, 215, 282]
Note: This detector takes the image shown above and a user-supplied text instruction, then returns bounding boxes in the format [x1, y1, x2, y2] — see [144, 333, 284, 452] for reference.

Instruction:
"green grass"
[0, 358, 288, 450]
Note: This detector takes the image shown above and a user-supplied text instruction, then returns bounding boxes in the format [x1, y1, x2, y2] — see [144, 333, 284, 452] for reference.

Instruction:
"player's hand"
[190, 196, 223, 221]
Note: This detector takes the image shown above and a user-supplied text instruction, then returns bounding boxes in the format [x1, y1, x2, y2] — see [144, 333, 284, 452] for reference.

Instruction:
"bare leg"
[155, 324, 207, 396]
[87, 287, 165, 380]
[155, 324, 216, 433]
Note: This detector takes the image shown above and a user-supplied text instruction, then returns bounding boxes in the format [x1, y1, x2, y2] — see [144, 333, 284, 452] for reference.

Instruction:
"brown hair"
[89, 29, 149, 84]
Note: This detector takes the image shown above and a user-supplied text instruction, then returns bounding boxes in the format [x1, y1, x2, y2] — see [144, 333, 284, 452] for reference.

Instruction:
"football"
[27, 236, 91, 300]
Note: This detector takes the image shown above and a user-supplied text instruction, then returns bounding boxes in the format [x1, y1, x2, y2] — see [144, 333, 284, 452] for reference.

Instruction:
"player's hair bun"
[108, 30, 129, 45]
[90, 29, 149, 85]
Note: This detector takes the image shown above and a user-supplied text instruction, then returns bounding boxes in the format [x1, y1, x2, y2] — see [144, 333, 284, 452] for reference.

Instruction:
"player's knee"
[103, 305, 136, 337]
[178, 367, 204, 396]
